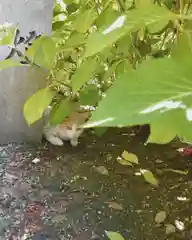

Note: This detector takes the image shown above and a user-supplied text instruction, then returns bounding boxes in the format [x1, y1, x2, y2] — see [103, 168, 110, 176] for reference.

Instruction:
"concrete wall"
[0, 0, 54, 144]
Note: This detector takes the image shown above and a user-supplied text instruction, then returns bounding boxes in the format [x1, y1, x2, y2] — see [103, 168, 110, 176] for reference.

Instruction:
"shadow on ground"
[0, 128, 191, 240]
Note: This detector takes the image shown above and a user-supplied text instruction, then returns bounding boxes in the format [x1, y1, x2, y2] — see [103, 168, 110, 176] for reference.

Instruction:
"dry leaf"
[140, 169, 159, 186]
[32, 158, 40, 164]
[175, 220, 185, 231]
[155, 211, 167, 224]
[165, 224, 176, 235]
[94, 166, 109, 176]
[106, 201, 123, 210]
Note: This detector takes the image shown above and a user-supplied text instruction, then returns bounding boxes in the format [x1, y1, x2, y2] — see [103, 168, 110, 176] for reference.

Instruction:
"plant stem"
[116, 0, 125, 12]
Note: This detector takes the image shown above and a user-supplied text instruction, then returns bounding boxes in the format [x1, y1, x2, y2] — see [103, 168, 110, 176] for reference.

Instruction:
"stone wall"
[0, 0, 54, 144]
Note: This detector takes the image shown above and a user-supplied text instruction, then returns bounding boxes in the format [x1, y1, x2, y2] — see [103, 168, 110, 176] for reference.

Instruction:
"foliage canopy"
[1, 0, 192, 144]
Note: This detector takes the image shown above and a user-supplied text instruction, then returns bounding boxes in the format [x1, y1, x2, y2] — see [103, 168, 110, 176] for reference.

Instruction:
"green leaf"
[116, 34, 132, 55]
[105, 231, 125, 240]
[171, 32, 192, 66]
[50, 99, 77, 125]
[71, 57, 98, 92]
[55, 69, 69, 83]
[66, 3, 79, 14]
[163, 0, 174, 9]
[79, 84, 100, 105]
[102, 62, 118, 82]
[26, 36, 56, 69]
[140, 169, 159, 186]
[121, 150, 139, 164]
[115, 60, 132, 76]
[0, 59, 23, 69]
[64, 32, 86, 48]
[95, 7, 120, 29]
[84, 4, 176, 58]
[0, 26, 17, 45]
[73, 9, 97, 33]
[53, 13, 67, 22]
[24, 87, 55, 125]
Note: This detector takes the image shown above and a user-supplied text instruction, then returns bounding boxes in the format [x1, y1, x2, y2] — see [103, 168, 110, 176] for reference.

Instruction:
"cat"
[43, 106, 90, 146]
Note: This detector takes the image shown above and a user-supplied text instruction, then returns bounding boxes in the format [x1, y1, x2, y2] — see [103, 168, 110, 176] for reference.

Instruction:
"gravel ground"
[0, 127, 191, 240]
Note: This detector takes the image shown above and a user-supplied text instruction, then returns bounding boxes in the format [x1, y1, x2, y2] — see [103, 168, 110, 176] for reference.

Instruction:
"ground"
[0, 127, 191, 240]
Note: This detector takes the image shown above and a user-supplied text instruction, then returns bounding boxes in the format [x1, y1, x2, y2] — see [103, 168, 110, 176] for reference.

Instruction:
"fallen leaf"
[175, 220, 185, 231]
[94, 166, 109, 176]
[121, 150, 139, 164]
[117, 157, 134, 166]
[155, 159, 163, 164]
[165, 224, 176, 235]
[32, 158, 40, 164]
[52, 214, 67, 223]
[155, 211, 167, 224]
[177, 148, 184, 152]
[106, 201, 123, 210]
[164, 169, 188, 175]
[140, 169, 159, 186]
[105, 231, 125, 240]
[177, 196, 189, 201]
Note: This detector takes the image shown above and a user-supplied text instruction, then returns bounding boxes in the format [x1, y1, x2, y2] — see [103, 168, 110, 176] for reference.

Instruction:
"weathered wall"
[0, 0, 54, 144]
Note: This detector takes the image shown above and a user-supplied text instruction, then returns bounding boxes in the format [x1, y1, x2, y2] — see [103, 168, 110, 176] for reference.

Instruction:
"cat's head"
[57, 123, 83, 141]
[66, 124, 83, 138]
[58, 110, 91, 142]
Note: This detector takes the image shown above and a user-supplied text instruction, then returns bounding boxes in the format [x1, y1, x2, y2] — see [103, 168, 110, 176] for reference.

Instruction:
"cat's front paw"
[47, 136, 64, 146]
[70, 139, 78, 147]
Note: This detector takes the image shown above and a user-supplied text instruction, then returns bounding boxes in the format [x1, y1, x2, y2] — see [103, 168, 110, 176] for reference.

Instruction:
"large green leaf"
[147, 114, 177, 144]
[26, 36, 56, 69]
[24, 87, 55, 125]
[83, 57, 192, 142]
[73, 9, 97, 33]
[95, 7, 120, 29]
[79, 84, 100, 105]
[148, 110, 192, 144]
[83, 4, 176, 58]
[71, 57, 98, 92]
[171, 32, 192, 66]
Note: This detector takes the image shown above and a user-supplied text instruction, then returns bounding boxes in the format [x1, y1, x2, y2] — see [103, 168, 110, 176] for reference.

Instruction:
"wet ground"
[0, 127, 191, 240]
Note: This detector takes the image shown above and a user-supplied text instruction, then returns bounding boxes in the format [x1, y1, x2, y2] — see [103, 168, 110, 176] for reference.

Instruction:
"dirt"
[0, 127, 191, 240]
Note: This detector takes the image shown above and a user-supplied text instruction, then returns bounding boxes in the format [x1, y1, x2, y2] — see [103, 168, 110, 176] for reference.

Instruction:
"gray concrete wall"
[0, 0, 54, 144]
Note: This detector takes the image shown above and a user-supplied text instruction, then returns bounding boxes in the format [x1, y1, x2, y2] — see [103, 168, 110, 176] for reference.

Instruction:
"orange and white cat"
[43, 106, 90, 146]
